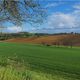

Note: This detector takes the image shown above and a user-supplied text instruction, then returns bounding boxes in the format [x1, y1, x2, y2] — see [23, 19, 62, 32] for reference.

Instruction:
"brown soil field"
[5, 34, 80, 46]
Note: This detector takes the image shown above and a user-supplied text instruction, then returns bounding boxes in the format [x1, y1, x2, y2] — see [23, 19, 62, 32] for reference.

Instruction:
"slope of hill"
[5, 34, 80, 46]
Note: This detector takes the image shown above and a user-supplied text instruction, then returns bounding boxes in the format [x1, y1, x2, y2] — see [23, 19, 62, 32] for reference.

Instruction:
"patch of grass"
[0, 57, 73, 80]
[0, 42, 80, 79]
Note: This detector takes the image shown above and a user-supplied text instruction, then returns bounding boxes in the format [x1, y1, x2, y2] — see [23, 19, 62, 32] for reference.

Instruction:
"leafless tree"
[0, 0, 46, 26]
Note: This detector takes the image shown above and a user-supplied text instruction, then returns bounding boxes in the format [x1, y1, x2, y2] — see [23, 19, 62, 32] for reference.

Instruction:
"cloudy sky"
[4, 0, 80, 33]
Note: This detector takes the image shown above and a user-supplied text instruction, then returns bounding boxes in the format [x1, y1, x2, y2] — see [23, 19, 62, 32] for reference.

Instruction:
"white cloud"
[30, 11, 80, 33]
[73, 4, 80, 10]
[47, 11, 80, 30]
[45, 1, 66, 9]
[7, 26, 22, 32]
[29, 9, 80, 33]
[45, 3, 58, 8]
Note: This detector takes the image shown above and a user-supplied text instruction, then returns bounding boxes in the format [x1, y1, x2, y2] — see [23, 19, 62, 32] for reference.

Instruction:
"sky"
[3, 0, 80, 33]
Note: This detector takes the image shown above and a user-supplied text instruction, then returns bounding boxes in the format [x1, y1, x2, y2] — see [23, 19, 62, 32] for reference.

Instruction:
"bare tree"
[0, 0, 46, 26]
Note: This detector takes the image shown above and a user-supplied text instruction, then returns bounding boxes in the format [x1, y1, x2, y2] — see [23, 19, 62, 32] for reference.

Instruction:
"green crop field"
[0, 42, 80, 80]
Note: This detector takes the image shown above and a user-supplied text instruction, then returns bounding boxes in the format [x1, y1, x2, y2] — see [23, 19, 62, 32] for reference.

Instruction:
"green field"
[0, 42, 80, 80]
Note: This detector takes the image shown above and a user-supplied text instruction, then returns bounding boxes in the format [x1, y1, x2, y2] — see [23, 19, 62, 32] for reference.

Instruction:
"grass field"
[0, 42, 80, 80]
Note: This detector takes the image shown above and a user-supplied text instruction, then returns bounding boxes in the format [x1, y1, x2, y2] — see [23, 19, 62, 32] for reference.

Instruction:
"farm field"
[0, 42, 80, 80]
[5, 34, 80, 46]
[1, 0, 80, 80]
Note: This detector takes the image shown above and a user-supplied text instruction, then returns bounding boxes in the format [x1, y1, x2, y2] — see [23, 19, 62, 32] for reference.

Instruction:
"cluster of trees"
[0, 32, 48, 40]
[0, 32, 32, 40]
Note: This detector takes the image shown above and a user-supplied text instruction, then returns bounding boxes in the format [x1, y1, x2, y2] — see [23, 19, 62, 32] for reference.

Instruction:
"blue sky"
[3, 0, 80, 33]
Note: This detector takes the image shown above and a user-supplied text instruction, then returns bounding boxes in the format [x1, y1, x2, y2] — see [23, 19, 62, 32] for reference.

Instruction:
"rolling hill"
[5, 34, 80, 46]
